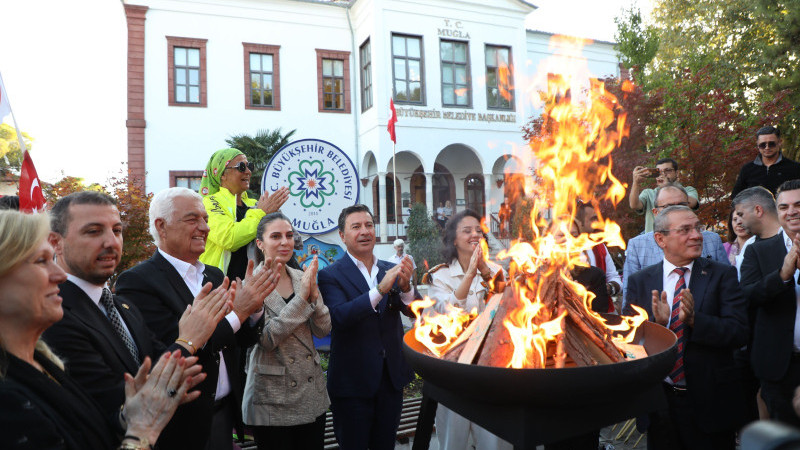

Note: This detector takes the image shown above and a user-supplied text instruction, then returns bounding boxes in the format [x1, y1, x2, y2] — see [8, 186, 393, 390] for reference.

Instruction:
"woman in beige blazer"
[242, 213, 331, 450]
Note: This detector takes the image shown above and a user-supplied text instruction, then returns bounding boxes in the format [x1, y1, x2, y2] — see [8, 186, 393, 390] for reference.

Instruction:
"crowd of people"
[1, 124, 800, 450]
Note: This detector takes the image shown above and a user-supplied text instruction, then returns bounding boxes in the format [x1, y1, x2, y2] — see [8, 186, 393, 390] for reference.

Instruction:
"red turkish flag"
[387, 98, 398, 143]
[19, 151, 47, 213]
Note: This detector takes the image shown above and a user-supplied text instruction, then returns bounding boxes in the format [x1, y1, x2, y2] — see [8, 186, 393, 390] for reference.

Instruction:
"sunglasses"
[225, 161, 254, 173]
[758, 141, 778, 149]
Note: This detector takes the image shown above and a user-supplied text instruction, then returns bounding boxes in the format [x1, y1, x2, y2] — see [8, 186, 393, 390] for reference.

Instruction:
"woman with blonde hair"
[242, 212, 331, 449]
[0, 211, 199, 449]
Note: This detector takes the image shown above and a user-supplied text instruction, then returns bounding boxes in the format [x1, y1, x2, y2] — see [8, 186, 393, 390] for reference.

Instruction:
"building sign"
[395, 106, 516, 123]
[263, 139, 359, 234]
[438, 18, 470, 39]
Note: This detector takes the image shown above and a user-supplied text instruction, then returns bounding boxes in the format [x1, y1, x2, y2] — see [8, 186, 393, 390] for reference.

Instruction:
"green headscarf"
[200, 148, 244, 196]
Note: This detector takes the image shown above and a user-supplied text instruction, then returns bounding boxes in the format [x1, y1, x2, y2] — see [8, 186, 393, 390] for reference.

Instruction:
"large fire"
[411, 36, 648, 369]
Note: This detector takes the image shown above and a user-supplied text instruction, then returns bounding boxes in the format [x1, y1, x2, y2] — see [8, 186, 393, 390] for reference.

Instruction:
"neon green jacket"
[199, 187, 266, 273]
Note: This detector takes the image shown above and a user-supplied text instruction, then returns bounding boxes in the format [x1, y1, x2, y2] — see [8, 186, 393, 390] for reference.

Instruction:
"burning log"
[475, 288, 525, 367]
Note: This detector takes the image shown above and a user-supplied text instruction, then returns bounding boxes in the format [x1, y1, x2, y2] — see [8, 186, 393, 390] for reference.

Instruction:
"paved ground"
[396, 421, 647, 449]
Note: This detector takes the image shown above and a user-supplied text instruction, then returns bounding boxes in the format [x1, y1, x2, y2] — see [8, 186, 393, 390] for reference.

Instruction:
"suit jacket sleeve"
[689, 265, 748, 349]
[318, 267, 378, 331]
[623, 270, 644, 316]
[622, 240, 641, 309]
[707, 233, 729, 265]
[42, 320, 127, 418]
[115, 269, 180, 345]
[740, 243, 792, 308]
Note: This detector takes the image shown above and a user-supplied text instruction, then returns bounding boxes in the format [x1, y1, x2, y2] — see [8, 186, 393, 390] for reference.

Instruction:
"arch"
[410, 165, 426, 208]
[434, 143, 485, 174]
[361, 151, 378, 181]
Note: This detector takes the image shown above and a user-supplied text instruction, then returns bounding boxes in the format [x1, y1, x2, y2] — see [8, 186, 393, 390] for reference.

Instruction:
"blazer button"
[308, 376, 313, 383]
[307, 354, 312, 360]
[289, 357, 295, 364]
[291, 381, 297, 387]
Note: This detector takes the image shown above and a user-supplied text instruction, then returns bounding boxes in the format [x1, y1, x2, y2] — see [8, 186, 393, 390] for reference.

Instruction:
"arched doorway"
[432, 163, 455, 212]
[464, 173, 485, 216]
[410, 168, 426, 208]
[371, 175, 401, 223]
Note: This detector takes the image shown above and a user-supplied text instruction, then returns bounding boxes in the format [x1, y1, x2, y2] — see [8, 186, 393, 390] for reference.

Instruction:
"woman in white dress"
[423, 209, 512, 450]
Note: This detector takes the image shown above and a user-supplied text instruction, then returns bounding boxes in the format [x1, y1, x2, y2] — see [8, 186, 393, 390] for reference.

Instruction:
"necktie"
[669, 267, 688, 384]
[100, 288, 141, 365]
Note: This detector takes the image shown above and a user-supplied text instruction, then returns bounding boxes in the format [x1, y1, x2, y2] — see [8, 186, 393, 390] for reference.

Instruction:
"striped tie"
[100, 288, 141, 365]
[669, 267, 688, 384]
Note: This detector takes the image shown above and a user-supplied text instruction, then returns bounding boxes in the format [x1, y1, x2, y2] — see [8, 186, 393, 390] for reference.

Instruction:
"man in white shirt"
[318, 204, 419, 449]
[42, 191, 232, 445]
[115, 187, 279, 449]
[625, 205, 749, 449]
[575, 202, 622, 303]
[388, 238, 417, 285]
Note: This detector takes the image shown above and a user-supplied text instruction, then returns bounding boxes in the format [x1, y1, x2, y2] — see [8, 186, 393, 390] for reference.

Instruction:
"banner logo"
[263, 139, 359, 234]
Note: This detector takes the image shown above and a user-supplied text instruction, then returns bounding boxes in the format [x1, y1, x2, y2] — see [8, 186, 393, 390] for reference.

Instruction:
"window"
[169, 170, 203, 191]
[315, 49, 351, 113]
[485, 45, 513, 110]
[243, 43, 281, 110]
[360, 39, 373, 112]
[392, 34, 424, 104]
[440, 40, 470, 107]
[167, 36, 207, 107]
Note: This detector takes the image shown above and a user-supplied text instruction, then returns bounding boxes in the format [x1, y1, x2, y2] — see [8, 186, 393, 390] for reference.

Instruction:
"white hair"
[393, 238, 405, 248]
[149, 187, 203, 245]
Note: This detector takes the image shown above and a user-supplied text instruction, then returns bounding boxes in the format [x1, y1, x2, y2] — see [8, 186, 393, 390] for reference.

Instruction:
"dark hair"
[254, 212, 292, 264]
[0, 195, 19, 211]
[337, 204, 373, 232]
[50, 191, 116, 235]
[757, 126, 780, 138]
[777, 179, 800, 198]
[574, 201, 595, 227]
[440, 209, 485, 262]
[656, 158, 678, 171]
[726, 209, 736, 243]
[732, 186, 777, 216]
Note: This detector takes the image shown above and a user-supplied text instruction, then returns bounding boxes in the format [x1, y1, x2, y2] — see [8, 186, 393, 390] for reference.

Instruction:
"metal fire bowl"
[404, 316, 677, 448]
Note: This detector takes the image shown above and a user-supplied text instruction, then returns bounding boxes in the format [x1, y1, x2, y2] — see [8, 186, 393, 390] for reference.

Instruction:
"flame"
[411, 36, 647, 368]
[499, 63, 514, 102]
[411, 297, 478, 357]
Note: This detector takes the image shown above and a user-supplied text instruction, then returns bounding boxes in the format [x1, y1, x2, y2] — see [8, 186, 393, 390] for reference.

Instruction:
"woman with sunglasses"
[199, 148, 290, 280]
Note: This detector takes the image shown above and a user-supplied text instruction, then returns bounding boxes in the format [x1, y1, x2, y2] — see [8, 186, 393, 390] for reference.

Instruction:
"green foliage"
[226, 128, 297, 195]
[614, 7, 659, 84]
[0, 123, 33, 172]
[405, 203, 443, 281]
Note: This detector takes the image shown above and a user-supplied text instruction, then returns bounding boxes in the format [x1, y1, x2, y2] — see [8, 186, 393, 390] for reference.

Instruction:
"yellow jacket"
[199, 187, 266, 273]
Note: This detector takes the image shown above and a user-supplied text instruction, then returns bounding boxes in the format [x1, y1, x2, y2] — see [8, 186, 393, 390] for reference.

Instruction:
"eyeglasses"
[656, 224, 704, 236]
[657, 168, 676, 175]
[224, 161, 254, 173]
[758, 141, 778, 149]
[654, 201, 689, 209]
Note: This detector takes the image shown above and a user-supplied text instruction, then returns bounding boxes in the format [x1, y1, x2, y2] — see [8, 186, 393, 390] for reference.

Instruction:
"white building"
[123, 0, 620, 250]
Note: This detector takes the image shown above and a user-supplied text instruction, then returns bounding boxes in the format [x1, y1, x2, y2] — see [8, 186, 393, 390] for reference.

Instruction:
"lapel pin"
[121, 303, 130, 309]
[701, 270, 707, 276]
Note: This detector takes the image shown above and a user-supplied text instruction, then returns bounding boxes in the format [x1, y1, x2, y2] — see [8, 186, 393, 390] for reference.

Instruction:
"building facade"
[123, 0, 619, 250]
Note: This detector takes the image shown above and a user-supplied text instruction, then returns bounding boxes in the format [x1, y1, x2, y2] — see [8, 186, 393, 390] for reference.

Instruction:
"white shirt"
[427, 259, 502, 315]
[777, 229, 800, 351]
[346, 251, 415, 310]
[66, 274, 138, 349]
[159, 249, 262, 401]
[388, 252, 417, 270]
[585, 244, 622, 289]
[734, 235, 756, 280]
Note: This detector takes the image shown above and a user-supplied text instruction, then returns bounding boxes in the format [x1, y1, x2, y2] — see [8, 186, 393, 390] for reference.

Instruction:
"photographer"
[629, 158, 699, 233]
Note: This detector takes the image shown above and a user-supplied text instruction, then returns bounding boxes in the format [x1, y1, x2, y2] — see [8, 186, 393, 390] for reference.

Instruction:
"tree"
[614, 6, 659, 84]
[225, 128, 297, 195]
[406, 202, 443, 282]
[0, 123, 33, 173]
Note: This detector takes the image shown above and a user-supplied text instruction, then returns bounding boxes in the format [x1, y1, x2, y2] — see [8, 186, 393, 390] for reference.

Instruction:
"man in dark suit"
[740, 179, 800, 427]
[115, 187, 278, 449]
[42, 191, 230, 444]
[625, 205, 749, 450]
[318, 204, 419, 450]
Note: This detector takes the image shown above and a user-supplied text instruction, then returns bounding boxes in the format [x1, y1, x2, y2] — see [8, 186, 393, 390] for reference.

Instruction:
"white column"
[425, 172, 434, 218]
[378, 172, 388, 243]
[483, 173, 493, 222]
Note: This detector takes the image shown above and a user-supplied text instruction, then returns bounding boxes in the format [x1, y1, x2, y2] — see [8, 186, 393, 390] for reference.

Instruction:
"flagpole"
[0, 72, 28, 159]
[392, 141, 399, 233]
